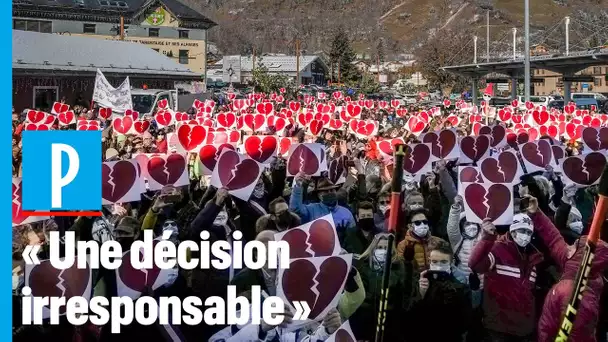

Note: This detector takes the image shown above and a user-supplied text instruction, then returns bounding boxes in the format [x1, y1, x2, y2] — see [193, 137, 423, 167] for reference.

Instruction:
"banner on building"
[223, 55, 241, 83]
[93, 69, 133, 113]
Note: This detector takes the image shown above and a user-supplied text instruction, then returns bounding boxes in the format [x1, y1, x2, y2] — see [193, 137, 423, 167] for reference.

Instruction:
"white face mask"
[512, 231, 532, 247]
[464, 224, 479, 237]
[429, 264, 451, 273]
[409, 204, 424, 210]
[413, 224, 429, 237]
[378, 205, 389, 215]
[569, 221, 584, 234]
[373, 249, 387, 263]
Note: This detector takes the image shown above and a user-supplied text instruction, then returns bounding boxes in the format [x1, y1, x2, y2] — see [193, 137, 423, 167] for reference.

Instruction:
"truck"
[129, 88, 211, 115]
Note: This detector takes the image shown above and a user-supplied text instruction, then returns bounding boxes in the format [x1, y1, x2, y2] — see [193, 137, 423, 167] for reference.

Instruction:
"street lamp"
[524, 0, 531, 102]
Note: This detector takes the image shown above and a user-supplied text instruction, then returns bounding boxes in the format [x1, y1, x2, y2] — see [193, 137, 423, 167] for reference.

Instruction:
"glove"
[403, 243, 415, 262]
[469, 272, 481, 291]
[344, 266, 359, 293]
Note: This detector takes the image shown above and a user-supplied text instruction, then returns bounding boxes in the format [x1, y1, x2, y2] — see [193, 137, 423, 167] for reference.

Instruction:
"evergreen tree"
[329, 27, 359, 83]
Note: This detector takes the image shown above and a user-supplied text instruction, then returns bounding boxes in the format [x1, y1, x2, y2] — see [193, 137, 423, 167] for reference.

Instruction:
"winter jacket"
[343, 228, 378, 255]
[531, 210, 608, 342]
[289, 183, 356, 240]
[351, 257, 416, 341]
[469, 233, 544, 337]
[410, 271, 472, 341]
[396, 230, 442, 273]
[446, 204, 482, 278]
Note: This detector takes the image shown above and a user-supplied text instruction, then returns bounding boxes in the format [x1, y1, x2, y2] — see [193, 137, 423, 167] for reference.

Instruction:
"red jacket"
[531, 211, 608, 342]
[469, 232, 543, 336]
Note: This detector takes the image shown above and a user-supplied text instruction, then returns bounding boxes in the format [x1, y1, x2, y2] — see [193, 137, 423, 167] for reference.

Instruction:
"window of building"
[33, 86, 59, 111]
[593, 67, 602, 74]
[179, 50, 189, 64]
[14, 19, 53, 33]
[178, 30, 189, 39]
[83, 23, 96, 34]
[595, 78, 603, 87]
[149, 28, 159, 37]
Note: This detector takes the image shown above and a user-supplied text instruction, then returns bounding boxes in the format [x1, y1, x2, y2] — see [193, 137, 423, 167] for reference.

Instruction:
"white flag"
[92, 69, 133, 113]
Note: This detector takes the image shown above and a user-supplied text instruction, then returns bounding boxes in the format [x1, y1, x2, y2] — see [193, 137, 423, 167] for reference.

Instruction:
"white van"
[517, 95, 552, 110]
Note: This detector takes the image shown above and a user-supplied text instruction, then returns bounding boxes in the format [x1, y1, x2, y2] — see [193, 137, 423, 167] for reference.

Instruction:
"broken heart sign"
[12, 178, 49, 226]
[421, 129, 458, 160]
[102, 159, 143, 204]
[463, 183, 513, 225]
[479, 151, 521, 184]
[25, 258, 92, 318]
[325, 321, 357, 342]
[51, 101, 70, 115]
[198, 143, 236, 175]
[520, 140, 556, 174]
[277, 254, 353, 322]
[328, 156, 347, 185]
[403, 143, 435, 181]
[459, 135, 491, 164]
[582, 127, 608, 152]
[457, 166, 484, 197]
[177, 124, 207, 152]
[274, 214, 340, 260]
[210, 149, 263, 201]
[117, 239, 172, 299]
[405, 116, 426, 136]
[57, 110, 76, 126]
[286, 143, 326, 177]
[561, 152, 607, 187]
[155, 110, 174, 128]
[242, 135, 278, 165]
[145, 153, 189, 191]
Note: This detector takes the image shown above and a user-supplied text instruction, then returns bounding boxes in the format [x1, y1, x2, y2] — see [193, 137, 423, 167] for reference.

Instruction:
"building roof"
[12, 30, 199, 79]
[13, 0, 216, 29]
[215, 55, 327, 73]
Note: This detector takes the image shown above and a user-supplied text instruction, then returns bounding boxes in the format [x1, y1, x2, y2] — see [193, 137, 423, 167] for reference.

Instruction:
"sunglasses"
[378, 201, 390, 205]
[412, 220, 429, 226]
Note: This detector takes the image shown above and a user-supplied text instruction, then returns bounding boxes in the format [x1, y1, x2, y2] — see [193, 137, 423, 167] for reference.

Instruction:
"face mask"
[275, 211, 292, 229]
[12, 274, 23, 291]
[252, 182, 265, 199]
[372, 249, 387, 269]
[320, 192, 338, 208]
[214, 211, 228, 226]
[92, 217, 113, 243]
[409, 204, 423, 210]
[569, 221, 583, 234]
[512, 231, 531, 247]
[429, 264, 451, 274]
[518, 186, 529, 198]
[162, 220, 179, 243]
[464, 224, 479, 238]
[413, 223, 429, 237]
[358, 218, 375, 231]
[378, 205, 389, 215]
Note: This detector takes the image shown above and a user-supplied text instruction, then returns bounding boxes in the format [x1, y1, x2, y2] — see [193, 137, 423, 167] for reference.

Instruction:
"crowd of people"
[10, 90, 608, 342]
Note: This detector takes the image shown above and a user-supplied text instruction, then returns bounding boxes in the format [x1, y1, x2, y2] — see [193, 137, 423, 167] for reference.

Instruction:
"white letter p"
[51, 144, 79, 208]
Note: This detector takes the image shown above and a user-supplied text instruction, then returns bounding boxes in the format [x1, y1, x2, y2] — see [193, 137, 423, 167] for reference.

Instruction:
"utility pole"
[565, 16, 570, 56]
[474, 36, 478, 64]
[486, 10, 490, 62]
[295, 39, 301, 87]
[524, 0, 531, 101]
[252, 48, 256, 71]
[119, 16, 125, 40]
[377, 54, 380, 82]
[512, 28, 517, 60]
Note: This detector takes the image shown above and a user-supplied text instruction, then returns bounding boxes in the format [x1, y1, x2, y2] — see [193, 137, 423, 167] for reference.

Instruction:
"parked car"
[547, 100, 564, 111]
[489, 97, 513, 108]
[517, 95, 553, 110]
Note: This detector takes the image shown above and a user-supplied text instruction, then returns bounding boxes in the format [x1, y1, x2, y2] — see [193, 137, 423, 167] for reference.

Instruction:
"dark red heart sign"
[403, 144, 431, 174]
[102, 160, 138, 203]
[217, 150, 261, 191]
[460, 135, 491, 163]
[119, 241, 162, 293]
[422, 129, 457, 159]
[329, 157, 346, 185]
[280, 218, 336, 259]
[582, 127, 608, 151]
[29, 259, 90, 314]
[282, 256, 348, 320]
[562, 152, 607, 186]
[480, 151, 519, 183]
[199, 143, 235, 171]
[147, 154, 185, 186]
[287, 144, 320, 176]
[521, 140, 553, 169]
[465, 183, 511, 222]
